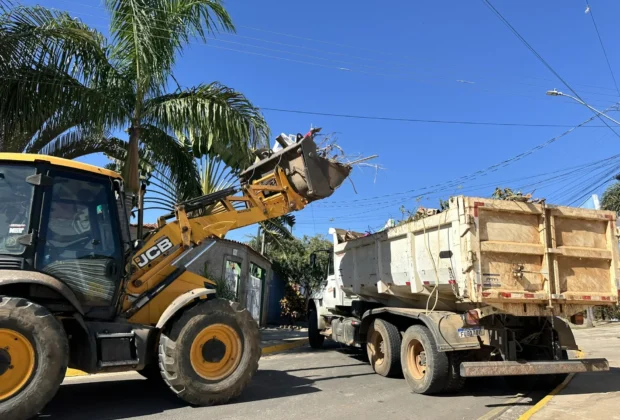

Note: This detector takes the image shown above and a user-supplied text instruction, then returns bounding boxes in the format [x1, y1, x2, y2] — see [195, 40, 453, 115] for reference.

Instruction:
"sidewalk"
[259, 326, 308, 354]
[66, 327, 308, 377]
[530, 323, 620, 420]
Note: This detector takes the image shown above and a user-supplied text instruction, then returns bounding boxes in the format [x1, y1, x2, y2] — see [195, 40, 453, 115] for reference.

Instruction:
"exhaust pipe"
[240, 130, 352, 203]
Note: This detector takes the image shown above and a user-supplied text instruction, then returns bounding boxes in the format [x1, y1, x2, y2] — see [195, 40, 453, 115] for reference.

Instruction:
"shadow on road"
[39, 362, 374, 419]
[545, 367, 620, 395]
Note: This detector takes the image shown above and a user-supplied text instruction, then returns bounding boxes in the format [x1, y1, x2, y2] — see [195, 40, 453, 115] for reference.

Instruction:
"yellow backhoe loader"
[0, 129, 351, 420]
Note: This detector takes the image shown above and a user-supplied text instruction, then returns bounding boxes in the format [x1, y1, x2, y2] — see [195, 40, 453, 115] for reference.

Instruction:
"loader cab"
[0, 155, 131, 318]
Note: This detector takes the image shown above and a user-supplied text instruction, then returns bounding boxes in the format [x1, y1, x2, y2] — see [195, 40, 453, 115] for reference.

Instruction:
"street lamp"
[546, 89, 620, 126]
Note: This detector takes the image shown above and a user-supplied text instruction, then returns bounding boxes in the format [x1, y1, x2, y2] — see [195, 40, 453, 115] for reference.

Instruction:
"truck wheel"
[366, 319, 401, 378]
[159, 299, 260, 406]
[401, 325, 449, 394]
[0, 296, 68, 420]
[444, 352, 466, 393]
[308, 309, 325, 349]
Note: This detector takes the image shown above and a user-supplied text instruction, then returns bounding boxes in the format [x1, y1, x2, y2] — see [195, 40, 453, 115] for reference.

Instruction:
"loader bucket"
[239, 133, 352, 203]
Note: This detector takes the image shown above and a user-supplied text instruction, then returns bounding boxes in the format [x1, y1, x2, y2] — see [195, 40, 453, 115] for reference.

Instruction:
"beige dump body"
[334, 196, 619, 317]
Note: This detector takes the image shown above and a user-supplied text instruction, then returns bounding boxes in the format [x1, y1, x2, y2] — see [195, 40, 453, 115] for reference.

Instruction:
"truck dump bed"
[334, 196, 619, 317]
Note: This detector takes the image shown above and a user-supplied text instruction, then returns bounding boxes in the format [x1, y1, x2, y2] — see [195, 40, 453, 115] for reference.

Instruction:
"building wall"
[185, 238, 273, 326]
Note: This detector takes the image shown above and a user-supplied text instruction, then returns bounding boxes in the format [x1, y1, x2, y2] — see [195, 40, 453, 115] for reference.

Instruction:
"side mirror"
[133, 239, 144, 251]
[309, 253, 316, 267]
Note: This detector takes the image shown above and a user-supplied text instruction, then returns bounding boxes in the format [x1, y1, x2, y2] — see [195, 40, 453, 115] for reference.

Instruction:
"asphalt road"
[40, 343, 549, 420]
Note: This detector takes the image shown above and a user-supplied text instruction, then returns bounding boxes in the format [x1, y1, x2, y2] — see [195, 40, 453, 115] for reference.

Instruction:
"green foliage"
[601, 182, 620, 214]
[269, 234, 333, 296]
[279, 283, 306, 322]
[492, 187, 531, 202]
[595, 305, 620, 321]
[0, 1, 269, 199]
[201, 263, 237, 302]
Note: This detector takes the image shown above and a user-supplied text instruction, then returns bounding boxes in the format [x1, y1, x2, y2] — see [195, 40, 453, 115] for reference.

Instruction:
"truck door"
[36, 170, 124, 312]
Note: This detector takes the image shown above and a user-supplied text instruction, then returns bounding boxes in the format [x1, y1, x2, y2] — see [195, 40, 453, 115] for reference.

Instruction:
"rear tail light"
[464, 309, 480, 326]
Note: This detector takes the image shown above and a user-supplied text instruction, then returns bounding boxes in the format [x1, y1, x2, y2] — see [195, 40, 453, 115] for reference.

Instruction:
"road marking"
[64, 338, 309, 377]
[518, 350, 585, 420]
[66, 368, 88, 377]
[261, 338, 309, 355]
[477, 350, 586, 420]
[477, 394, 525, 420]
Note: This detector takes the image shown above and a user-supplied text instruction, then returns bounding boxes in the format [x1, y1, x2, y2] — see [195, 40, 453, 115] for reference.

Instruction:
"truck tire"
[401, 325, 449, 394]
[308, 309, 324, 349]
[0, 296, 68, 420]
[444, 351, 466, 393]
[366, 318, 401, 378]
[159, 299, 260, 406]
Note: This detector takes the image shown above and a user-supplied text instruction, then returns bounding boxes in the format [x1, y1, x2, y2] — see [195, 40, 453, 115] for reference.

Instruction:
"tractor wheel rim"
[0, 329, 35, 401]
[407, 339, 426, 380]
[369, 330, 385, 367]
[190, 324, 242, 381]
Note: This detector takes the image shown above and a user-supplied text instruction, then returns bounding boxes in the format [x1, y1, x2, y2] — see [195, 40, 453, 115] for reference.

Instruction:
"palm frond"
[105, 0, 234, 95]
[144, 82, 269, 169]
[37, 129, 127, 160]
[0, 4, 131, 146]
[140, 124, 202, 201]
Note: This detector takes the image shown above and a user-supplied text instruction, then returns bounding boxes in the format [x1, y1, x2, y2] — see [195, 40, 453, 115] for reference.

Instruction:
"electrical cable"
[481, 0, 620, 141]
[585, 1, 620, 97]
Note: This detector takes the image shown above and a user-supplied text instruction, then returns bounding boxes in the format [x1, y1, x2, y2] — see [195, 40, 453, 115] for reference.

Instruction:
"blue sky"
[31, 0, 619, 241]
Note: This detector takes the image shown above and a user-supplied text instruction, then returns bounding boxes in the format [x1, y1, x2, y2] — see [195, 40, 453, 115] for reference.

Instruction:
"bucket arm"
[121, 130, 352, 322]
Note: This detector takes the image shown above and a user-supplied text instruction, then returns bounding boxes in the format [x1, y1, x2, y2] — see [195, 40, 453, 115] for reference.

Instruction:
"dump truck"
[308, 196, 614, 394]
[0, 129, 352, 420]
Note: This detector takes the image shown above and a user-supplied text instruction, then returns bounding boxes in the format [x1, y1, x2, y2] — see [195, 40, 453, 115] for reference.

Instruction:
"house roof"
[130, 223, 158, 229]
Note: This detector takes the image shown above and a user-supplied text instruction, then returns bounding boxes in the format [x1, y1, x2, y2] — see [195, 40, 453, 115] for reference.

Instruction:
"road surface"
[40, 343, 548, 420]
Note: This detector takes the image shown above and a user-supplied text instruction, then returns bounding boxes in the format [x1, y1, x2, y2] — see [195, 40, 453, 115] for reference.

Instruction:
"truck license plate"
[458, 327, 484, 338]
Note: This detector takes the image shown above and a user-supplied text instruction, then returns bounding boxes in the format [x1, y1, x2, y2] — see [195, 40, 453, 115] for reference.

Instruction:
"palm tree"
[0, 0, 269, 202]
[601, 181, 620, 214]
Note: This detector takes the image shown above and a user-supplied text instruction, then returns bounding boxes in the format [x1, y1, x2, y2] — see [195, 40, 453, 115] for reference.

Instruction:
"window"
[224, 259, 242, 296]
[0, 165, 35, 255]
[38, 174, 121, 306]
[250, 262, 266, 282]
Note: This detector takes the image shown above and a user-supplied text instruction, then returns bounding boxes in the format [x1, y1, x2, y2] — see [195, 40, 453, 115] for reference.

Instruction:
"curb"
[65, 338, 309, 378]
[518, 350, 586, 420]
[261, 338, 309, 355]
[477, 350, 585, 420]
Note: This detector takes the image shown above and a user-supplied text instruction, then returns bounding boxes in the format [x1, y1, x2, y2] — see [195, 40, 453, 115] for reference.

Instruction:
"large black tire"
[401, 325, 449, 394]
[308, 309, 325, 349]
[366, 318, 402, 378]
[0, 296, 68, 420]
[444, 351, 466, 393]
[159, 299, 260, 406]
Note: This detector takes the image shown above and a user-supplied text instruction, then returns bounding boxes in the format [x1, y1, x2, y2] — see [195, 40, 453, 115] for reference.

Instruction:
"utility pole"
[261, 228, 266, 255]
[256, 225, 266, 255]
[586, 307, 595, 328]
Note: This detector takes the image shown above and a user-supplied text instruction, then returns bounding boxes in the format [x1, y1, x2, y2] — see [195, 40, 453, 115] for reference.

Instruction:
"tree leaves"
[601, 182, 620, 214]
[1, 0, 268, 205]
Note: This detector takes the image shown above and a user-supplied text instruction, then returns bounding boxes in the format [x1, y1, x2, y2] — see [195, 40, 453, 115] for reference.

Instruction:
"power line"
[309, 108, 613, 206]
[585, 1, 620, 97]
[32, 2, 620, 103]
[481, 0, 620, 141]
[260, 107, 617, 128]
[3, 73, 617, 129]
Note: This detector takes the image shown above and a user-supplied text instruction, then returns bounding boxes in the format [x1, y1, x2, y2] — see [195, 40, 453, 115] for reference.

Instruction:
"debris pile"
[492, 187, 544, 203]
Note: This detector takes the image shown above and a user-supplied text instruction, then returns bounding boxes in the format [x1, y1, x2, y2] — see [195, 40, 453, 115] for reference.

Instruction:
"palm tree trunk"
[124, 124, 141, 196]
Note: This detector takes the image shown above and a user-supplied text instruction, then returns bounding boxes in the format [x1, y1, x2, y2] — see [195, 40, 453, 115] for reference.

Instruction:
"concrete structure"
[188, 237, 273, 327]
[130, 223, 273, 326]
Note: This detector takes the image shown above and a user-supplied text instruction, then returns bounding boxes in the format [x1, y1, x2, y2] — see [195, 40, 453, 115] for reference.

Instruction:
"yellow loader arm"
[122, 130, 351, 323]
